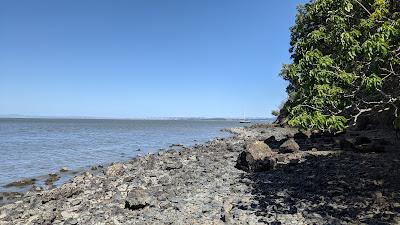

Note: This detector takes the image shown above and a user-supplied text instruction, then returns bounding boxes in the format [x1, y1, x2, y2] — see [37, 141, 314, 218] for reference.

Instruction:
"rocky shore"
[1, 124, 400, 224]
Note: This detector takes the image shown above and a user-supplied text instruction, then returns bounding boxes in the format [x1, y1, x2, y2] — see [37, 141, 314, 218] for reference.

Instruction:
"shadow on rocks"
[243, 152, 400, 224]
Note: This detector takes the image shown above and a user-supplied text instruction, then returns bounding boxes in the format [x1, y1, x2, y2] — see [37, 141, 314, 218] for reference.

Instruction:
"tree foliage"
[271, 110, 280, 117]
[281, 0, 400, 132]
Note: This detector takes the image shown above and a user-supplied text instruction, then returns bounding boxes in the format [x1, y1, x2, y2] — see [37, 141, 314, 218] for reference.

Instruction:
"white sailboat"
[239, 113, 251, 123]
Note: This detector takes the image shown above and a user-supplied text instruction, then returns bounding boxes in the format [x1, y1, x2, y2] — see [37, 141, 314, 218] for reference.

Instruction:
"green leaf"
[362, 74, 383, 91]
[344, 2, 353, 12]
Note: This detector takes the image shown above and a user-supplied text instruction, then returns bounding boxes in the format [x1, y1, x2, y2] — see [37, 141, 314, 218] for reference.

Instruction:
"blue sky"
[0, 0, 307, 118]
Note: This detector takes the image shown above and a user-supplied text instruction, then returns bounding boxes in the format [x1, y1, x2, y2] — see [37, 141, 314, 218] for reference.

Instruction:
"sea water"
[0, 118, 260, 188]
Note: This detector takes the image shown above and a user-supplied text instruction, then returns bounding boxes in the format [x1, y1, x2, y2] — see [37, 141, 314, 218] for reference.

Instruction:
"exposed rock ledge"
[1, 125, 400, 224]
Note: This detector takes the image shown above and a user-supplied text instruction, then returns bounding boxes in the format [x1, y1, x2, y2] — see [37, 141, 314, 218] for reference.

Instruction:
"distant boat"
[239, 113, 251, 123]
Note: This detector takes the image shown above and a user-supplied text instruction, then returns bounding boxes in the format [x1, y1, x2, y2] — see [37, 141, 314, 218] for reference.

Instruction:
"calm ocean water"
[0, 118, 255, 188]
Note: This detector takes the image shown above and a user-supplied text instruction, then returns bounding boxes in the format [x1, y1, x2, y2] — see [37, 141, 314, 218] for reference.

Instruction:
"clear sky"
[0, 0, 307, 118]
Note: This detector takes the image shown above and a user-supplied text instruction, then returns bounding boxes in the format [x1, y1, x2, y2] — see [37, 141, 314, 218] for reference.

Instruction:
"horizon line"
[0, 114, 274, 120]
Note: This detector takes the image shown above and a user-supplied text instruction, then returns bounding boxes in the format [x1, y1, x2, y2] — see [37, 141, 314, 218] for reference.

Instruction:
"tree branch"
[353, 0, 372, 16]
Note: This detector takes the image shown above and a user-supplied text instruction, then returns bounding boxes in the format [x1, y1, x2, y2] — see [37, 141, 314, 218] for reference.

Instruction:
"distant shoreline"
[0, 116, 274, 121]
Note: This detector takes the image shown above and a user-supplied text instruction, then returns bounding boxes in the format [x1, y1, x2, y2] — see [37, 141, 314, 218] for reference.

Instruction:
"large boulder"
[236, 141, 276, 172]
[279, 138, 300, 153]
[125, 188, 154, 210]
[264, 136, 286, 149]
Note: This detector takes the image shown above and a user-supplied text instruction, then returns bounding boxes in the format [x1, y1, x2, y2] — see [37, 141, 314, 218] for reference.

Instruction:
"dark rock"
[355, 136, 372, 145]
[374, 138, 391, 146]
[333, 138, 342, 147]
[45, 174, 60, 186]
[264, 136, 286, 149]
[340, 137, 385, 153]
[236, 141, 276, 172]
[274, 106, 289, 127]
[293, 132, 309, 140]
[279, 138, 300, 153]
[4, 178, 36, 188]
[170, 143, 184, 147]
[289, 159, 300, 166]
[60, 167, 69, 172]
[373, 142, 386, 153]
[125, 188, 153, 210]
[322, 131, 342, 137]
[340, 138, 356, 151]
[310, 131, 322, 139]
[354, 116, 372, 130]
[355, 142, 385, 153]
[366, 124, 376, 130]
[349, 132, 361, 137]
[123, 176, 135, 182]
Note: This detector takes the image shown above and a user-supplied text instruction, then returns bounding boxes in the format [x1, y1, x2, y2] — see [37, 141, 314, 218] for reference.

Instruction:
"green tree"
[281, 0, 400, 132]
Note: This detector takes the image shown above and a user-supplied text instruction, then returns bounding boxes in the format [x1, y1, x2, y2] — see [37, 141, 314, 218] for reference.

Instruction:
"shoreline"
[0, 118, 248, 194]
[1, 124, 400, 224]
[0, 128, 237, 206]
